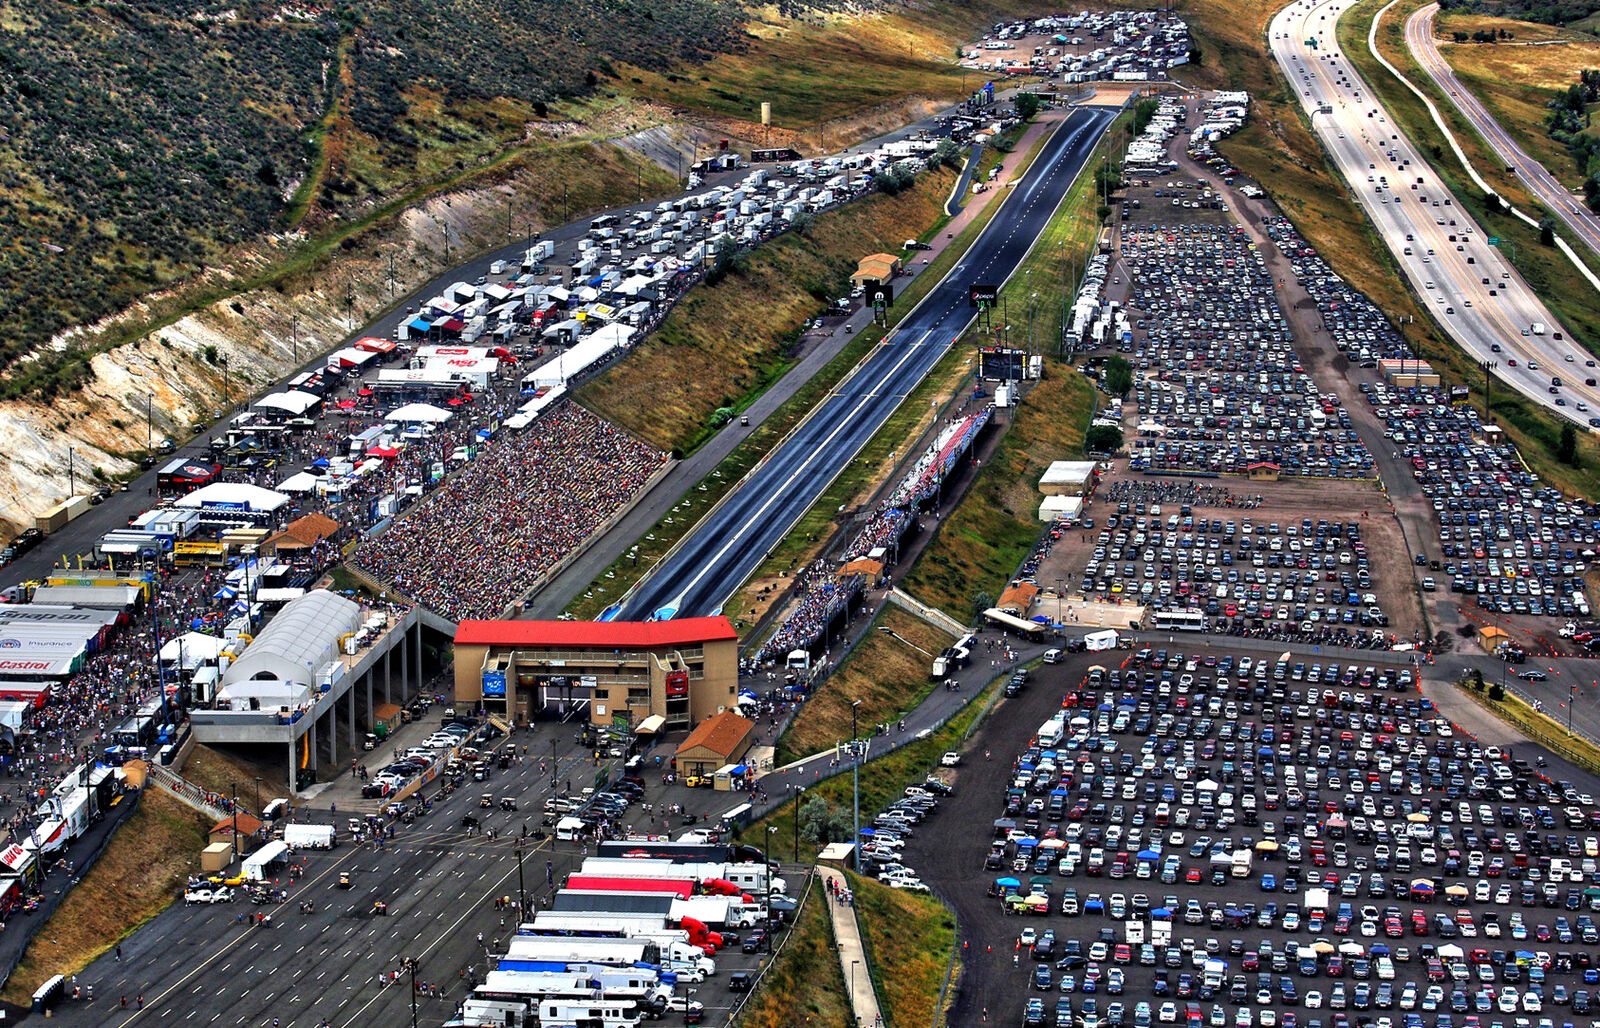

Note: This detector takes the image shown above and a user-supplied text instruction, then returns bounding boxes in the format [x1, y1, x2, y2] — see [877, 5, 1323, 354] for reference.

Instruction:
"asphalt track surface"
[1268, 0, 1600, 423]
[615, 107, 1116, 622]
[1406, 3, 1600, 264]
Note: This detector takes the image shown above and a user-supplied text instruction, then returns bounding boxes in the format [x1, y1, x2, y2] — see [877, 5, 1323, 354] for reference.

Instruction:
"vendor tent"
[160, 633, 229, 669]
[385, 403, 453, 424]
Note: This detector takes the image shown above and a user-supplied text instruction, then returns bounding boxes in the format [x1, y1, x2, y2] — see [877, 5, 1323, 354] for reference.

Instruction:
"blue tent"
[995, 877, 1021, 888]
[407, 317, 432, 334]
[1137, 849, 1160, 861]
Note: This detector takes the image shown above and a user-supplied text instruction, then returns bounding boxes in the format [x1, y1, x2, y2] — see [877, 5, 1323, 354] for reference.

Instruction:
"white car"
[940, 752, 961, 767]
[184, 887, 216, 905]
[1159, 1003, 1180, 1023]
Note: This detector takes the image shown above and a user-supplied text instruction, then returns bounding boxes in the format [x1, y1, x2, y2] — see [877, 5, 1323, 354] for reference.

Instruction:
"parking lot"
[1119, 221, 1375, 482]
[898, 646, 1600, 1028]
[1032, 472, 1422, 646]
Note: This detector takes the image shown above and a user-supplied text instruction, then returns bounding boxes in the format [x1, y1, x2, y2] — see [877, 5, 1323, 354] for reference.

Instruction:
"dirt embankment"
[0, 88, 945, 540]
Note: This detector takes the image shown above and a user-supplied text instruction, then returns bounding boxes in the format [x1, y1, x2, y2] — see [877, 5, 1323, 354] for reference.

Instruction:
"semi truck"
[577, 858, 785, 894]
[564, 875, 696, 899]
[503, 936, 660, 968]
[527, 912, 723, 952]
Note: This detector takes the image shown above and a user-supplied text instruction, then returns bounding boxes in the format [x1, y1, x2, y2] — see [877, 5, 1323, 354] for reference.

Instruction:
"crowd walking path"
[818, 865, 883, 1028]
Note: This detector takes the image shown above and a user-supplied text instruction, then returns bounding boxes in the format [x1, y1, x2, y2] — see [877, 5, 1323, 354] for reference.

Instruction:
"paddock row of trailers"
[445, 841, 782, 1027]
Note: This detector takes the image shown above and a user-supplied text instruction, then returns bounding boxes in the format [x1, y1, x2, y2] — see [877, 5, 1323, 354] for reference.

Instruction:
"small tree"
[1559, 423, 1580, 466]
[1488, 682, 1506, 702]
[971, 590, 995, 621]
[1540, 217, 1557, 246]
[1104, 354, 1133, 397]
[1015, 92, 1042, 121]
[1085, 424, 1124, 453]
[1468, 668, 1486, 692]
[934, 138, 963, 169]
[791, 211, 815, 237]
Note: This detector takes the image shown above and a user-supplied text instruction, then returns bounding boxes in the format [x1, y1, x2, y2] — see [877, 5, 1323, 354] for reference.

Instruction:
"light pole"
[1569, 681, 1577, 735]
[515, 839, 528, 917]
[793, 786, 804, 863]
[850, 700, 862, 870]
[404, 957, 419, 1028]
[254, 777, 262, 819]
[230, 782, 238, 859]
[146, 394, 154, 464]
[67, 446, 75, 497]
[766, 825, 778, 952]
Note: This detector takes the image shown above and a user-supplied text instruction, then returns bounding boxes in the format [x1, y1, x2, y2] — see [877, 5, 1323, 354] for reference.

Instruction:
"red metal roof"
[454, 617, 737, 649]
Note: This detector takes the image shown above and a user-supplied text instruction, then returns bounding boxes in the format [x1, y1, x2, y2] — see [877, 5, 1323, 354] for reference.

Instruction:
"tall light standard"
[515, 839, 529, 917]
[850, 700, 862, 870]
[229, 782, 239, 859]
[765, 825, 779, 952]
[146, 394, 155, 464]
[793, 786, 804, 863]
[67, 446, 75, 497]
[254, 777, 263, 819]
[1568, 681, 1577, 735]
[403, 957, 419, 1028]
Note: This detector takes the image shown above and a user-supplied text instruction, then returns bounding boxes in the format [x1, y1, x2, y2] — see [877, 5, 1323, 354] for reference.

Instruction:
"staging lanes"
[1407, 3, 1600, 265]
[1267, 0, 1600, 424]
[615, 107, 1115, 622]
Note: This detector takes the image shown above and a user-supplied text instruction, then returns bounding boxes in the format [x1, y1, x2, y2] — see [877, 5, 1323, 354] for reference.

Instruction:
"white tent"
[243, 840, 291, 882]
[160, 632, 229, 669]
[253, 391, 321, 417]
[214, 679, 311, 712]
[277, 471, 321, 494]
[175, 483, 290, 514]
[385, 402, 453, 424]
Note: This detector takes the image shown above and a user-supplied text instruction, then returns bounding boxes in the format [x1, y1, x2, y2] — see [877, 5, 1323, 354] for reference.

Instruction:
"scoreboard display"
[979, 346, 1027, 381]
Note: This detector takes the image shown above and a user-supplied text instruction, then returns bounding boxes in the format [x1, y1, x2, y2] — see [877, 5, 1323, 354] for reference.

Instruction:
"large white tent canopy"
[385, 402, 453, 424]
[253, 391, 321, 416]
[160, 632, 230, 668]
[175, 483, 290, 513]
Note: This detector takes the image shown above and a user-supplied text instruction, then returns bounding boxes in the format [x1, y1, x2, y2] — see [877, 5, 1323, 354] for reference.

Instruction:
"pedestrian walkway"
[142, 761, 232, 821]
[818, 865, 883, 1028]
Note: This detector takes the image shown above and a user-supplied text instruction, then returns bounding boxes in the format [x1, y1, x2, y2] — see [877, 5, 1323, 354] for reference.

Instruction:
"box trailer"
[1084, 629, 1119, 652]
[504, 936, 659, 968]
[564, 875, 696, 899]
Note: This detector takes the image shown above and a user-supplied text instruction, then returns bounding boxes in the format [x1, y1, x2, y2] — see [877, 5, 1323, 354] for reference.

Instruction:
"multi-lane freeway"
[612, 107, 1116, 621]
[1406, 3, 1600, 264]
[1269, 0, 1600, 423]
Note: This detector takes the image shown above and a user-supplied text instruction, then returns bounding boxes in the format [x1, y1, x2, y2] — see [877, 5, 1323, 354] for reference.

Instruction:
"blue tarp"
[407, 317, 432, 333]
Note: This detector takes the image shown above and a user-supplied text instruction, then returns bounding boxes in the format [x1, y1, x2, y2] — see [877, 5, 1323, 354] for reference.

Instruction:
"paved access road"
[1268, 0, 1600, 423]
[1406, 4, 1600, 265]
[615, 108, 1116, 621]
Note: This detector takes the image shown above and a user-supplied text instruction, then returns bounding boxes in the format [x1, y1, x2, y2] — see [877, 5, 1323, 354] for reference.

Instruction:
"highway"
[1406, 3, 1600, 264]
[612, 107, 1116, 622]
[1268, 0, 1600, 424]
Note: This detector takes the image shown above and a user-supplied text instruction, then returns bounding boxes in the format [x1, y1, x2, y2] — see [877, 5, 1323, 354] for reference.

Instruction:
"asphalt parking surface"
[905, 646, 1600, 1028]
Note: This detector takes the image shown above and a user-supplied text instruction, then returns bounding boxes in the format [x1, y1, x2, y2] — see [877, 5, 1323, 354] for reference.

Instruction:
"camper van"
[537, 999, 642, 1028]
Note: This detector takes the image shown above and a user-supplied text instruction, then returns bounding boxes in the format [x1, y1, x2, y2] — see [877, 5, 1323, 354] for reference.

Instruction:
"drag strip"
[616, 107, 1116, 622]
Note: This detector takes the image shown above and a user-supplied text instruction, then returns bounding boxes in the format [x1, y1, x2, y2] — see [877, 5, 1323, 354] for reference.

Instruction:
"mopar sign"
[481, 672, 507, 698]
[1449, 385, 1470, 404]
[968, 283, 998, 308]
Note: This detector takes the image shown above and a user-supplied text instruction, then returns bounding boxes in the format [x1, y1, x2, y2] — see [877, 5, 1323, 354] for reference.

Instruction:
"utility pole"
[291, 314, 299, 364]
[515, 840, 528, 916]
[387, 252, 398, 299]
[793, 786, 804, 863]
[67, 446, 74, 497]
[146, 395, 154, 464]
[850, 699, 861, 871]
[230, 782, 239, 859]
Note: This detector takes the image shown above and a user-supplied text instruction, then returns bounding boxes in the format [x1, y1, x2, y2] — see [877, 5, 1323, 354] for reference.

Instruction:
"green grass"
[733, 877, 852, 1028]
[577, 166, 959, 454]
[774, 606, 956, 765]
[850, 872, 958, 1028]
[743, 675, 1000, 865]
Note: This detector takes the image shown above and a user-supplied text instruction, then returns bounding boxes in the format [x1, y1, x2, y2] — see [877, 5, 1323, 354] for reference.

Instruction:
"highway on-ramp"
[1406, 3, 1600, 264]
[1268, 0, 1600, 424]
[612, 107, 1116, 622]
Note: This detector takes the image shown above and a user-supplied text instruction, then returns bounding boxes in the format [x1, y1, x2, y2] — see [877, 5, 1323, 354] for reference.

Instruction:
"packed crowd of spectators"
[351, 404, 667, 621]
[761, 408, 993, 662]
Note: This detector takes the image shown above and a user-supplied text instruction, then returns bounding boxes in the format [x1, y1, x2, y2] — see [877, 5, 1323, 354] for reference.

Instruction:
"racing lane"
[614, 107, 1115, 622]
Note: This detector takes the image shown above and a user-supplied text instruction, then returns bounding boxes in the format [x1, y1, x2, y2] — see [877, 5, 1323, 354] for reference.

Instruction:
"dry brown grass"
[1, 791, 208, 1003]
[577, 168, 956, 454]
[180, 745, 280, 813]
[1436, 18, 1600, 193]
[777, 606, 956, 762]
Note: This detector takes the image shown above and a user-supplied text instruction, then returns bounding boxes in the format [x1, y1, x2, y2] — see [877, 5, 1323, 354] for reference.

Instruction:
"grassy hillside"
[1436, 12, 1600, 192]
[0, 0, 1040, 404]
